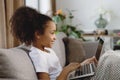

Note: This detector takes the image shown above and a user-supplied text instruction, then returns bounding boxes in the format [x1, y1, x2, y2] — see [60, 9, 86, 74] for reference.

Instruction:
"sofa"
[0, 32, 98, 80]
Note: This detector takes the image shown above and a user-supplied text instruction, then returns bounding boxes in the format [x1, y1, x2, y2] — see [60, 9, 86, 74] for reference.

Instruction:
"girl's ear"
[34, 31, 41, 39]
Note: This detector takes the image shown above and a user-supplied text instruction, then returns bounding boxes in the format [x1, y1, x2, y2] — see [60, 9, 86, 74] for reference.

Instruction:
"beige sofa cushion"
[52, 32, 67, 67]
[63, 37, 86, 65]
[0, 48, 38, 80]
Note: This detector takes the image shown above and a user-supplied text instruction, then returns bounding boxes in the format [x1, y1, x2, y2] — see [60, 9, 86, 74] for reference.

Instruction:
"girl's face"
[34, 21, 56, 49]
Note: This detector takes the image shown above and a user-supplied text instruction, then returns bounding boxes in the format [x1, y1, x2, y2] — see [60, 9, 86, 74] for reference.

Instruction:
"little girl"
[10, 6, 97, 80]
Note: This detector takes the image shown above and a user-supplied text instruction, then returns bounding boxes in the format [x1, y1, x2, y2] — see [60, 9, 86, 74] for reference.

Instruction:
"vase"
[95, 14, 108, 29]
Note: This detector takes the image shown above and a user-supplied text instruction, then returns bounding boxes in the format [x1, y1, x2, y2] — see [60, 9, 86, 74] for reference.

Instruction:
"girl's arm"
[36, 57, 97, 80]
[57, 63, 81, 80]
[37, 72, 50, 80]
[57, 56, 97, 80]
[36, 63, 80, 80]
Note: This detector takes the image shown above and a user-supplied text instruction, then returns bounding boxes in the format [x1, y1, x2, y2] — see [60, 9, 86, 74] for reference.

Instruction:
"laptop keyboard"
[75, 63, 96, 76]
[69, 63, 96, 79]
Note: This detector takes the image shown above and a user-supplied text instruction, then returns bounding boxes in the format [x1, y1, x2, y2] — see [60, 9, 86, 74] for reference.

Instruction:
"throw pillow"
[63, 37, 86, 65]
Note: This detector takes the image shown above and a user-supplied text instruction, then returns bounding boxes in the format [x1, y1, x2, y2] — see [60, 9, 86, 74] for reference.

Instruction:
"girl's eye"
[50, 30, 56, 34]
[51, 32, 54, 34]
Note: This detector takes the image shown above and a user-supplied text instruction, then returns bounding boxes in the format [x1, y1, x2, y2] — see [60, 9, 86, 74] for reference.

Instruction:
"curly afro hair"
[10, 6, 52, 45]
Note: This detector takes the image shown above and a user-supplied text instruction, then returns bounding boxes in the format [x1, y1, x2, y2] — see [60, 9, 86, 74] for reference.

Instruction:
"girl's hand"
[58, 63, 81, 80]
[65, 62, 81, 73]
[81, 56, 98, 66]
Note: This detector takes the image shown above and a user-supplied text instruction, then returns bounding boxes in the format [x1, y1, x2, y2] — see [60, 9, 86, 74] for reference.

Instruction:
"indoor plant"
[52, 9, 84, 40]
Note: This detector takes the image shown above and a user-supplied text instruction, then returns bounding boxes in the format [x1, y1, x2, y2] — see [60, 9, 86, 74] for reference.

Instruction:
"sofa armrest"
[0, 48, 38, 80]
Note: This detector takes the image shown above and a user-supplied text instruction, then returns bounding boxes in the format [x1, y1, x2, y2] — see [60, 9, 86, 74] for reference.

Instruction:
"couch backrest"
[52, 32, 67, 67]
[0, 48, 38, 80]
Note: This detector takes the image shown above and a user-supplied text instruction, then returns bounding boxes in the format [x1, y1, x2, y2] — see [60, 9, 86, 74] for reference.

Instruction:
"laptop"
[69, 37, 104, 80]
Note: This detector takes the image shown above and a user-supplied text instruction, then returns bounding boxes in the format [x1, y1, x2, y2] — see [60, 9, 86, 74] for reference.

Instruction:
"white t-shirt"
[29, 46, 62, 80]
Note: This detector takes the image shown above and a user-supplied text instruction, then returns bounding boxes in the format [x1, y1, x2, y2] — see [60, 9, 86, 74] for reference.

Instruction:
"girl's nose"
[54, 35, 56, 40]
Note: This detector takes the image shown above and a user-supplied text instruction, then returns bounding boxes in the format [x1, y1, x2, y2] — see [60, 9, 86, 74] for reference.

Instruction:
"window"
[25, 0, 39, 10]
[25, 0, 52, 15]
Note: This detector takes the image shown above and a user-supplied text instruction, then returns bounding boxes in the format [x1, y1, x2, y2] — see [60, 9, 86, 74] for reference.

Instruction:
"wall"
[56, 0, 120, 31]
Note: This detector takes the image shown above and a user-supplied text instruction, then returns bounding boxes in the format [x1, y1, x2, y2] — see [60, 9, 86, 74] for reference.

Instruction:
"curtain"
[0, 0, 25, 48]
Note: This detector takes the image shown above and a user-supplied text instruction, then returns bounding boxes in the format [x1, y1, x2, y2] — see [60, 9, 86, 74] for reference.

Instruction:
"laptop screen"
[95, 37, 104, 61]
